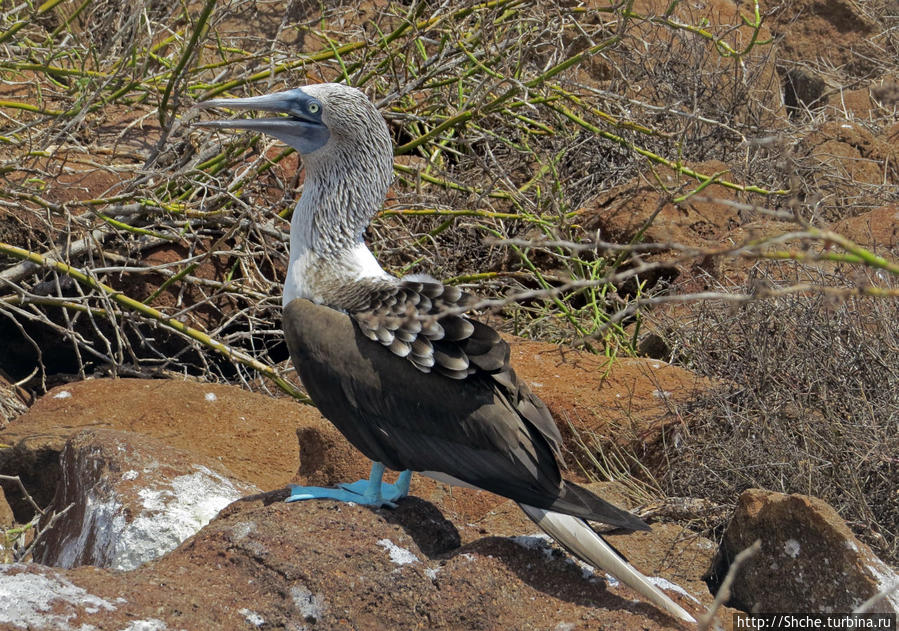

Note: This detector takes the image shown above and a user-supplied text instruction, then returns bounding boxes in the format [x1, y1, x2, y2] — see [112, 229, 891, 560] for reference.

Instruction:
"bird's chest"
[282, 245, 388, 307]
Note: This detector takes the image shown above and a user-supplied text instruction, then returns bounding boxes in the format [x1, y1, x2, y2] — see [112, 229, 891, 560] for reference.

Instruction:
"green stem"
[159, 0, 217, 126]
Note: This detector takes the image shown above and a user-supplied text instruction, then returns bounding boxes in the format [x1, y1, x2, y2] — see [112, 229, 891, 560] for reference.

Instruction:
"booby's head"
[195, 83, 394, 254]
[196, 83, 392, 161]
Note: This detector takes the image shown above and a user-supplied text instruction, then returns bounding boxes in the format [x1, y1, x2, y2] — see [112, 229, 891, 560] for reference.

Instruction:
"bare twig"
[853, 580, 899, 613]
[698, 540, 761, 631]
[0, 474, 44, 516]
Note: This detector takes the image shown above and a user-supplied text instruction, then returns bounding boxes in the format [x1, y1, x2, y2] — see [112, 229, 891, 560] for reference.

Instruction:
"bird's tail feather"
[519, 504, 696, 624]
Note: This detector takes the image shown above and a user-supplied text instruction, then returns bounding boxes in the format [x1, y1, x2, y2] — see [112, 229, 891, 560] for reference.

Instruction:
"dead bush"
[655, 265, 899, 564]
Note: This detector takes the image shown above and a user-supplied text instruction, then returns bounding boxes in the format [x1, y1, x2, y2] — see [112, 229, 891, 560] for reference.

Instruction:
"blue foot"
[286, 463, 412, 508]
[286, 485, 397, 507]
[339, 468, 412, 503]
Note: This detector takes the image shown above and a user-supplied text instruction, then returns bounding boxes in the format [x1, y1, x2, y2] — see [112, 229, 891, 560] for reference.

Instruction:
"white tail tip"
[520, 505, 697, 624]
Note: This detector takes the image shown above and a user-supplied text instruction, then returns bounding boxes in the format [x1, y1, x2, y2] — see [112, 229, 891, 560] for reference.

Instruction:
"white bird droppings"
[53, 390, 72, 399]
[0, 565, 116, 630]
[862, 558, 899, 611]
[511, 534, 597, 581]
[291, 586, 327, 622]
[118, 619, 168, 631]
[238, 609, 265, 627]
[784, 538, 801, 559]
[114, 466, 245, 570]
[376, 538, 419, 565]
[204, 392, 217, 402]
[510, 534, 554, 561]
[60, 465, 249, 572]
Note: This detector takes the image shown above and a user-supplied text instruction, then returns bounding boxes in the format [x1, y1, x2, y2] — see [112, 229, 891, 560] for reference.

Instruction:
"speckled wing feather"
[331, 278, 508, 380]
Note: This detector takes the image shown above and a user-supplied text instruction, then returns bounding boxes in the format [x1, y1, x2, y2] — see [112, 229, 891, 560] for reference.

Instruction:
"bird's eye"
[307, 102, 320, 115]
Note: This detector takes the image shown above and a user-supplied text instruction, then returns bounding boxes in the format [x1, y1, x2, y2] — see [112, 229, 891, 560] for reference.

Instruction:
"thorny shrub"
[656, 265, 899, 564]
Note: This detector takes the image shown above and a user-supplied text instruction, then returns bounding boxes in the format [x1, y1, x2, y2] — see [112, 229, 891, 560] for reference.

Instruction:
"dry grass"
[654, 265, 899, 564]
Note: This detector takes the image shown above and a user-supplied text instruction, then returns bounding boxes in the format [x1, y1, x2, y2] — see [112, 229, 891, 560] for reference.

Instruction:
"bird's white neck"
[283, 234, 388, 307]
[282, 153, 392, 308]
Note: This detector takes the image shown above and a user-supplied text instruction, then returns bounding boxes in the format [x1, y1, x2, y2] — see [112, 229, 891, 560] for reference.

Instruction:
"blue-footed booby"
[196, 83, 695, 624]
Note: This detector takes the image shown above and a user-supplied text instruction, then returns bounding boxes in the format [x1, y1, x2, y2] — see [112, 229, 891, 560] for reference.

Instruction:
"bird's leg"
[393, 470, 412, 498]
[338, 462, 412, 503]
[286, 461, 412, 508]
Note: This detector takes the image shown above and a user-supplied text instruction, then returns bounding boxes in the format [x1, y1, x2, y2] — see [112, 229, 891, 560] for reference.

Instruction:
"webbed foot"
[286, 463, 412, 508]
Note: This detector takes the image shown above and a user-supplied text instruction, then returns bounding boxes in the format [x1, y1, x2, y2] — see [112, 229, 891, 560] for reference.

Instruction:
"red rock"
[799, 122, 899, 197]
[474, 482, 718, 612]
[0, 349, 717, 567]
[575, 161, 801, 291]
[766, 0, 878, 70]
[0, 496, 717, 630]
[509, 344, 711, 454]
[578, 161, 744, 248]
[0, 485, 13, 528]
[710, 489, 899, 614]
[34, 428, 257, 570]
[591, 0, 783, 124]
[0, 378, 333, 514]
[832, 205, 899, 252]
[0, 363, 726, 628]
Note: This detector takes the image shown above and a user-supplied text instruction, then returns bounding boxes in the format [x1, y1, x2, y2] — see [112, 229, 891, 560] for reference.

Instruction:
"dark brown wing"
[329, 278, 566, 458]
[283, 297, 646, 528]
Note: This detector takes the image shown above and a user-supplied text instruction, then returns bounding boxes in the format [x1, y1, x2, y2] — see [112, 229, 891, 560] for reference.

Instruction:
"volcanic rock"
[709, 489, 899, 614]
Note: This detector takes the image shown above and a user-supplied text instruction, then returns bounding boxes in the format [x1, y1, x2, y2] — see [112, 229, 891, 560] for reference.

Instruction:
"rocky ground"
[1, 370, 896, 630]
[1, 0, 899, 628]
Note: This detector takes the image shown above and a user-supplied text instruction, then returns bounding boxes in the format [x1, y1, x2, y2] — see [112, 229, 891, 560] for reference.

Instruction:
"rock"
[295, 420, 371, 489]
[0, 378, 333, 515]
[832, 205, 899, 252]
[0, 361, 729, 628]
[0, 358, 726, 627]
[0, 563, 119, 630]
[766, 0, 878, 72]
[576, 161, 800, 291]
[0, 485, 12, 529]
[873, 81, 899, 111]
[33, 428, 258, 570]
[613, 0, 784, 125]
[0, 496, 717, 630]
[797, 120, 899, 195]
[579, 160, 743, 248]
[0, 350, 715, 545]
[783, 67, 830, 110]
[114, 243, 233, 331]
[509, 342, 711, 454]
[476, 483, 719, 612]
[798, 122, 899, 219]
[709, 489, 899, 614]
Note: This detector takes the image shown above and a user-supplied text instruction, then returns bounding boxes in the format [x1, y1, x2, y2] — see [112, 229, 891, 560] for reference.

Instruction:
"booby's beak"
[194, 88, 330, 154]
